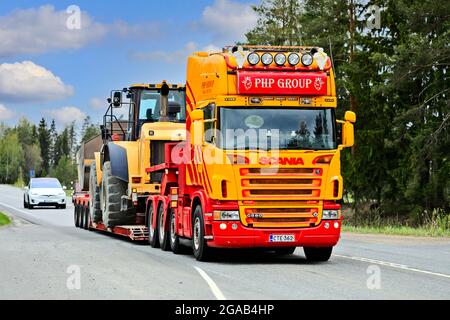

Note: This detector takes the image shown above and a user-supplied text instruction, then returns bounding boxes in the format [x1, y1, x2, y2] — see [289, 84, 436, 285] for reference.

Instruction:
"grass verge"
[342, 225, 450, 238]
[0, 212, 11, 227]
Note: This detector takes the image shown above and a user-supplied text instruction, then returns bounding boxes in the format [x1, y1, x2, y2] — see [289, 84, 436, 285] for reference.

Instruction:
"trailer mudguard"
[103, 142, 129, 183]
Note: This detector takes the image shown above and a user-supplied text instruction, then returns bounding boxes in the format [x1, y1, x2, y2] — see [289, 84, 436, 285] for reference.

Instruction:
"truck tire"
[100, 161, 135, 228]
[89, 162, 102, 223]
[169, 209, 181, 254]
[192, 206, 211, 261]
[304, 247, 333, 262]
[147, 203, 159, 248]
[158, 203, 171, 251]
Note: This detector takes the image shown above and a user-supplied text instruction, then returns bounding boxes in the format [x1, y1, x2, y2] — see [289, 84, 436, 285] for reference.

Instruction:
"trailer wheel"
[158, 203, 170, 251]
[304, 247, 333, 262]
[147, 204, 159, 248]
[74, 204, 79, 228]
[101, 161, 135, 227]
[192, 206, 211, 261]
[169, 210, 181, 254]
[89, 162, 102, 223]
[84, 205, 90, 230]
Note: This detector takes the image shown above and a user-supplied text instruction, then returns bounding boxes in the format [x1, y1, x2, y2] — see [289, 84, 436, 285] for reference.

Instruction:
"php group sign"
[237, 71, 328, 96]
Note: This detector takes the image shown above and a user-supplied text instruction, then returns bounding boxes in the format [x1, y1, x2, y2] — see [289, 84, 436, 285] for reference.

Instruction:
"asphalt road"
[0, 184, 449, 300]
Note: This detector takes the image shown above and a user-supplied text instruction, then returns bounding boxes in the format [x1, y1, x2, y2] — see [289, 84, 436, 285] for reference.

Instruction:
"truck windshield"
[139, 90, 186, 122]
[218, 107, 336, 151]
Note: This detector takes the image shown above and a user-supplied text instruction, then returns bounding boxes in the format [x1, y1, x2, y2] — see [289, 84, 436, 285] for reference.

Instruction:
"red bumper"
[207, 219, 341, 248]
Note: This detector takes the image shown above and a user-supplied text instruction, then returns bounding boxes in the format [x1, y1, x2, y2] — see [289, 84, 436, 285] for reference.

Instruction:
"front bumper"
[206, 219, 341, 248]
[29, 195, 66, 206]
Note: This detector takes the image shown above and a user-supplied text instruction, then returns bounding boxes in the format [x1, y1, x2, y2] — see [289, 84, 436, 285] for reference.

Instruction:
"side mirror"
[112, 91, 122, 108]
[63, 186, 67, 190]
[345, 111, 356, 123]
[342, 122, 355, 148]
[24, 186, 29, 191]
[190, 110, 204, 146]
[190, 109, 204, 122]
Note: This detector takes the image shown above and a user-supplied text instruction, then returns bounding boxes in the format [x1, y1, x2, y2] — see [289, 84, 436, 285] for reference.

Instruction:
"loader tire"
[100, 161, 135, 228]
[89, 162, 102, 223]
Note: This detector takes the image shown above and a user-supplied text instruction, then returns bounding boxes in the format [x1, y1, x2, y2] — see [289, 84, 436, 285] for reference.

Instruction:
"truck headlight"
[322, 210, 339, 220]
[213, 210, 240, 221]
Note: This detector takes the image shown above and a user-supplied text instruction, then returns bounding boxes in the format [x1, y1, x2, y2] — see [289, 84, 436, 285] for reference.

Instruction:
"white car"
[24, 178, 67, 209]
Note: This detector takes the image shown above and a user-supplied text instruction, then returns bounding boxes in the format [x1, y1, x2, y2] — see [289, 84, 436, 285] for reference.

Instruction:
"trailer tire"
[158, 203, 170, 251]
[192, 206, 211, 261]
[304, 246, 333, 262]
[147, 203, 159, 248]
[101, 161, 135, 227]
[84, 205, 90, 230]
[169, 209, 181, 254]
[89, 162, 102, 223]
[74, 204, 79, 227]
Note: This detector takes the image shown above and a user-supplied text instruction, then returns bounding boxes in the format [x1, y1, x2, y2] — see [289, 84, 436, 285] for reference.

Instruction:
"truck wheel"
[304, 247, 333, 262]
[274, 247, 296, 255]
[169, 210, 181, 254]
[192, 206, 211, 261]
[147, 203, 159, 248]
[158, 203, 170, 251]
[101, 161, 135, 228]
[89, 162, 102, 223]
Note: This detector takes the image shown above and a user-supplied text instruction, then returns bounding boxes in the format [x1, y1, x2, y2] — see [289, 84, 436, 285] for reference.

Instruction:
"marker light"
[274, 53, 286, 66]
[288, 53, 300, 66]
[247, 52, 260, 65]
[301, 53, 313, 66]
[261, 53, 273, 66]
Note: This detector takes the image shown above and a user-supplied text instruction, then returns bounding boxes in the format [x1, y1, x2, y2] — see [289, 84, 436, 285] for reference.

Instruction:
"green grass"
[0, 212, 11, 227]
[342, 225, 450, 238]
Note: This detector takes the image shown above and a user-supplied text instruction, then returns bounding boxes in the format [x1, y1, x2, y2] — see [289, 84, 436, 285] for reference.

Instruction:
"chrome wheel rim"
[159, 208, 165, 241]
[148, 209, 154, 238]
[170, 213, 176, 244]
[194, 217, 201, 250]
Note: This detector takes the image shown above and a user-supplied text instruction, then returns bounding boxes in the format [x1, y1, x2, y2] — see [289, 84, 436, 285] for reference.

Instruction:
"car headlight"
[213, 210, 240, 221]
[322, 210, 340, 220]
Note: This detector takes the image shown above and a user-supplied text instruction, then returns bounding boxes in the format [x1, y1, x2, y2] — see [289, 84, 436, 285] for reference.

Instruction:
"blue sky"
[0, 0, 258, 128]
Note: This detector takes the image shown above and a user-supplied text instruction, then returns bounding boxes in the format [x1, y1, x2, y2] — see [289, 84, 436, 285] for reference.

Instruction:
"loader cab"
[103, 84, 186, 142]
[129, 84, 186, 141]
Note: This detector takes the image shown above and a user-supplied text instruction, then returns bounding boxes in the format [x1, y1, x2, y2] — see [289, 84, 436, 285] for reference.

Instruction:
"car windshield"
[139, 90, 186, 122]
[31, 179, 62, 189]
[219, 107, 336, 151]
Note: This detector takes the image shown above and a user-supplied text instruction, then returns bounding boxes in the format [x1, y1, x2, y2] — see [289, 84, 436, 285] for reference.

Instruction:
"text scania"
[254, 78, 313, 89]
[259, 157, 304, 165]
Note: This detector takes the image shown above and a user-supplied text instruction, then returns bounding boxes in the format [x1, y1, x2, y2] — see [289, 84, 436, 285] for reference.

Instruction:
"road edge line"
[194, 266, 227, 300]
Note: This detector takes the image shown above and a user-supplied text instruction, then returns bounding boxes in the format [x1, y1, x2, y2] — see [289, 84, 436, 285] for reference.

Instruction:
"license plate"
[269, 234, 295, 242]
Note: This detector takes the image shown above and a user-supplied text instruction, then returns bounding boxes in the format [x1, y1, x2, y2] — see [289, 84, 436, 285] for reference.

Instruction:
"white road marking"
[0, 201, 33, 216]
[194, 266, 226, 300]
[334, 254, 450, 279]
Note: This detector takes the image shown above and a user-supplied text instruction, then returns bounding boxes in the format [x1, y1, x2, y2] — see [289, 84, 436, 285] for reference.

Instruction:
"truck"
[144, 45, 356, 261]
[73, 82, 186, 240]
[74, 45, 356, 262]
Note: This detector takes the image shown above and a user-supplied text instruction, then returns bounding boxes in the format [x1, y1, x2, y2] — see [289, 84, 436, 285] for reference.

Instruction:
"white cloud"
[89, 97, 106, 109]
[45, 107, 86, 125]
[131, 42, 221, 64]
[201, 0, 258, 43]
[0, 61, 74, 103]
[0, 104, 16, 121]
[0, 5, 107, 57]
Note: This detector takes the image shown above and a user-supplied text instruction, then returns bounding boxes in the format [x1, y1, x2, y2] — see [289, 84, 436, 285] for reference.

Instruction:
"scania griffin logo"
[259, 157, 304, 165]
[314, 77, 325, 91]
[242, 77, 253, 90]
